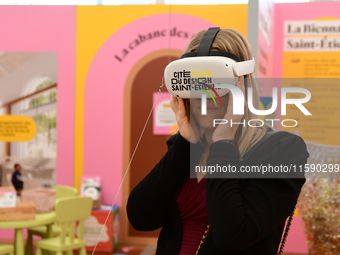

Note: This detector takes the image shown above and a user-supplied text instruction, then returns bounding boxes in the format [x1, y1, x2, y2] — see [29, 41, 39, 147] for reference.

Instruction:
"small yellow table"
[0, 211, 55, 255]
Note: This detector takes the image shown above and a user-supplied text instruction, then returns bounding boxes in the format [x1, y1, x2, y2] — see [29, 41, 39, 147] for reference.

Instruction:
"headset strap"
[196, 27, 221, 56]
[180, 51, 241, 62]
[180, 27, 242, 62]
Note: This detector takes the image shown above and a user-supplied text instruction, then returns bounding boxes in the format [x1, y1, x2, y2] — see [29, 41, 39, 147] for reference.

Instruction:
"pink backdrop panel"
[0, 6, 75, 186]
[84, 13, 215, 206]
[0, 6, 75, 238]
[274, 2, 340, 77]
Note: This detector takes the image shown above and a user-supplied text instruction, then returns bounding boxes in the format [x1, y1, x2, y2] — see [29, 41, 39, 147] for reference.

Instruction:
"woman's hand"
[170, 96, 201, 143]
[212, 76, 245, 143]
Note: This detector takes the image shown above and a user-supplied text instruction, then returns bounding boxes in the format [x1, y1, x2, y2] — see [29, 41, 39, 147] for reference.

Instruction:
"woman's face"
[189, 93, 230, 131]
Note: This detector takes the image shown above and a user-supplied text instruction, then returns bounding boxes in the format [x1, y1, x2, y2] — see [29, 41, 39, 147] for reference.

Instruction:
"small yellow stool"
[0, 245, 14, 255]
[25, 185, 79, 255]
[35, 196, 92, 255]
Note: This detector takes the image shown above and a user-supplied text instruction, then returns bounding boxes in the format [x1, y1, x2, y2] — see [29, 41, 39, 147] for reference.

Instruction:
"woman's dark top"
[127, 131, 308, 255]
[176, 176, 208, 255]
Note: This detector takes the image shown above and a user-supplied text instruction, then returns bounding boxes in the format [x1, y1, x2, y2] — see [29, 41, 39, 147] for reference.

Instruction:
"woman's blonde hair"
[184, 28, 268, 158]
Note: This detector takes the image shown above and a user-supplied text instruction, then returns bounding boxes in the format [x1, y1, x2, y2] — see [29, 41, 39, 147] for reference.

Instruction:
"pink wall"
[0, 6, 75, 238]
[0, 6, 75, 185]
[274, 2, 340, 77]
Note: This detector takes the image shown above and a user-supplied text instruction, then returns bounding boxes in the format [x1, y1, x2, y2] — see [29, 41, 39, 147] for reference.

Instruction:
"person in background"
[12, 163, 24, 196]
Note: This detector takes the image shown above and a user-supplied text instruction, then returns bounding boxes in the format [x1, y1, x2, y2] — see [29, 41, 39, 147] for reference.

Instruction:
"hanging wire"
[90, 80, 165, 255]
[90, 6, 173, 252]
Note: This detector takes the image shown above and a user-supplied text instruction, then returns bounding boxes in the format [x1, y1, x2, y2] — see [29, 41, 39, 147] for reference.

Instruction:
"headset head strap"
[196, 27, 221, 56]
[180, 27, 241, 62]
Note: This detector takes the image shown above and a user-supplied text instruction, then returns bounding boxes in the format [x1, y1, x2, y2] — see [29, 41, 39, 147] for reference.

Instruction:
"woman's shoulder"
[244, 130, 306, 159]
[166, 132, 180, 147]
[268, 130, 307, 148]
[259, 130, 307, 146]
[252, 130, 309, 162]
[165, 132, 193, 148]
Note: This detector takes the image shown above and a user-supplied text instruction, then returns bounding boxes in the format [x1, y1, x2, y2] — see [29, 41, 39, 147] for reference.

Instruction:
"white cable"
[90, 85, 164, 255]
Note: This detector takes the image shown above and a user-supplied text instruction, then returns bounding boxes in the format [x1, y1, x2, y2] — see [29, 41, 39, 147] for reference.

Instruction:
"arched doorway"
[122, 49, 181, 244]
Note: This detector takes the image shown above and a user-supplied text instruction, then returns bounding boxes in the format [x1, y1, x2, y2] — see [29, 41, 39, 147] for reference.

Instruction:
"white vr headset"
[164, 27, 255, 98]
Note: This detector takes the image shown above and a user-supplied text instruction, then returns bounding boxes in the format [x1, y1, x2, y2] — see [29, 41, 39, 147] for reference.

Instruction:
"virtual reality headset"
[164, 27, 255, 98]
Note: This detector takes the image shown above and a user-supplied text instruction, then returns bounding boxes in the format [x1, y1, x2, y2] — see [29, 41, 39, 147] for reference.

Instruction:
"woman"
[127, 28, 308, 255]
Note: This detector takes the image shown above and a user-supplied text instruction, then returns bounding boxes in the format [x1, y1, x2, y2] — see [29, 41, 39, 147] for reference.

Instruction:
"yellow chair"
[25, 186, 78, 255]
[0, 245, 14, 255]
[53, 185, 78, 200]
[35, 196, 93, 255]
